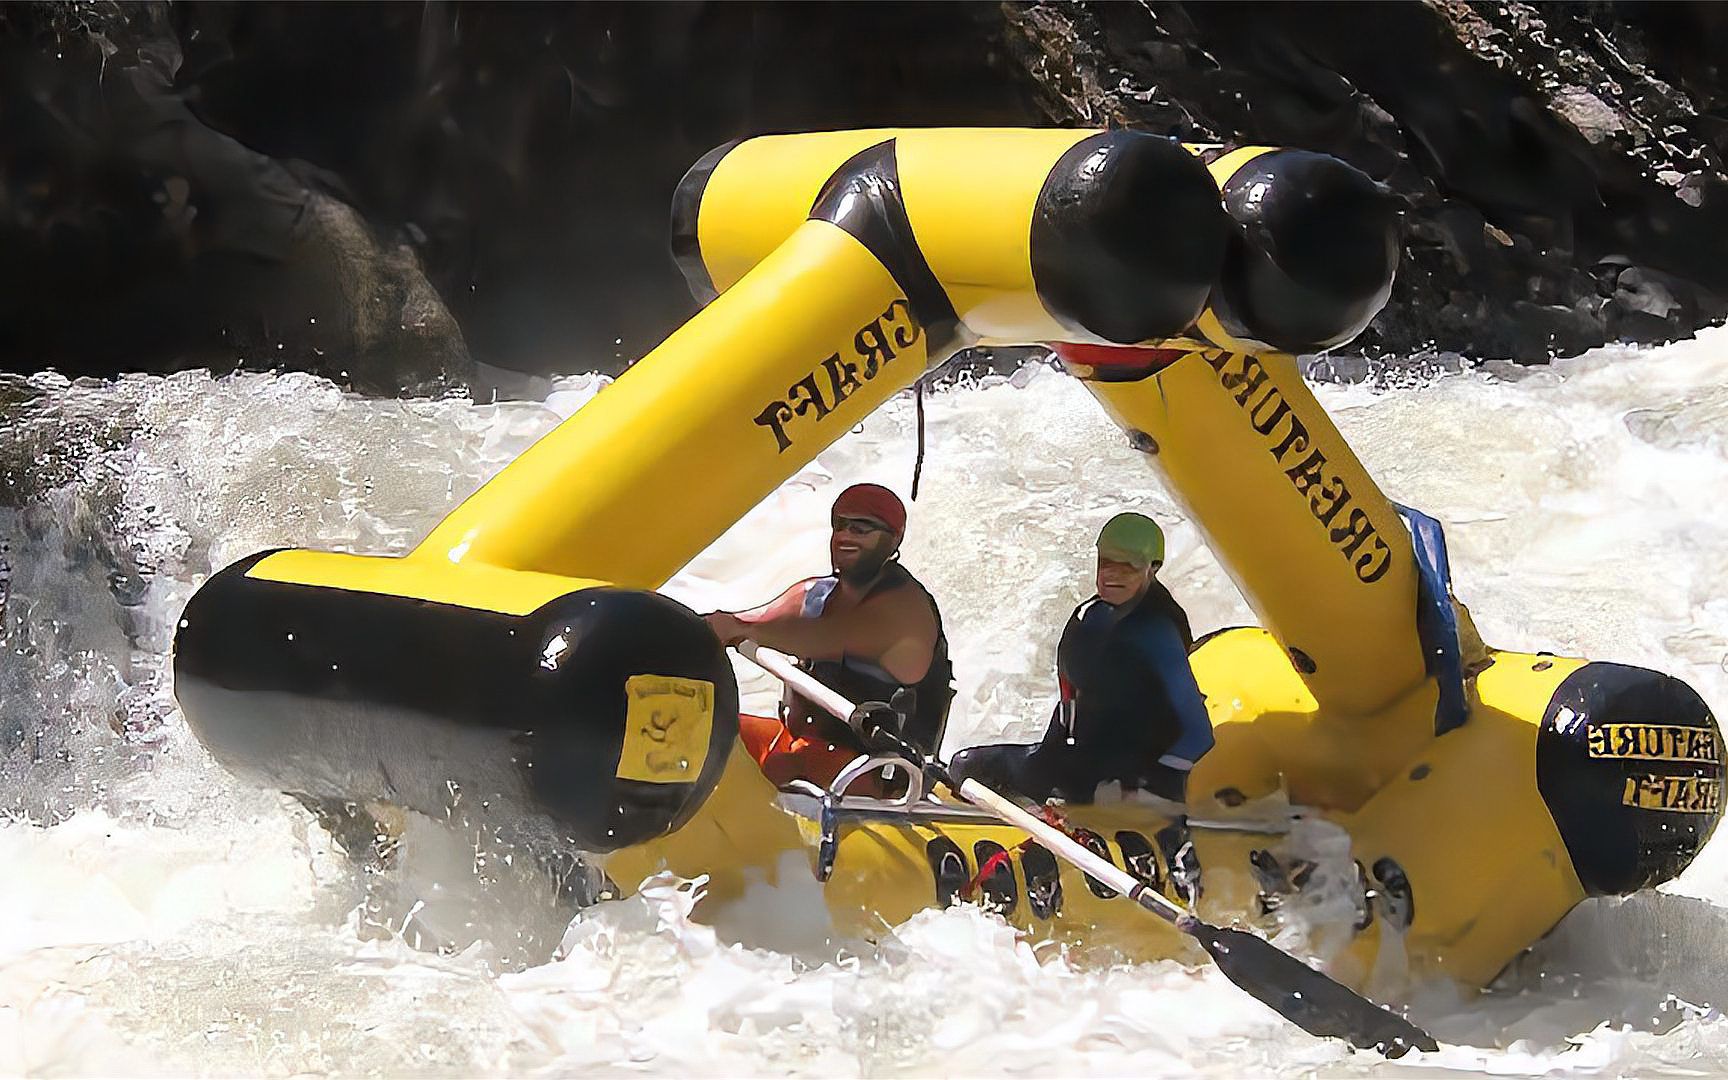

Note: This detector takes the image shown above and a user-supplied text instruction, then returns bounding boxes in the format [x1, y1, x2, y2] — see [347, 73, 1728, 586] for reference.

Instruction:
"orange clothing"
[738, 714, 894, 797]
[738, 713, 858, 786]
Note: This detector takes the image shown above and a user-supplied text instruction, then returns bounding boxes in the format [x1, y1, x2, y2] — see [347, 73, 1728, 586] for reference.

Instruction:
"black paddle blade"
[1191, 923, 1438, 1058]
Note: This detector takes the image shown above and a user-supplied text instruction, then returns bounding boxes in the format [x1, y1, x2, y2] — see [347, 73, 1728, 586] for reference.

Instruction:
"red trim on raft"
[1052, 343, 1190, 373]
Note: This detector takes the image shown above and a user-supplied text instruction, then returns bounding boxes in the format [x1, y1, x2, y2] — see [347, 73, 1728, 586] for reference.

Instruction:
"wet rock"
[278, 190, 471, 396]
[0, 1, 470, 394]
[164, 1, 1044, 384]
[1300, 354, 1372, 385]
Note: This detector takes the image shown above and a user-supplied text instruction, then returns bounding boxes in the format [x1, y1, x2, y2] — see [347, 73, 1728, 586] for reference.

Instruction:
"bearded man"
[704, 484, 952, 789]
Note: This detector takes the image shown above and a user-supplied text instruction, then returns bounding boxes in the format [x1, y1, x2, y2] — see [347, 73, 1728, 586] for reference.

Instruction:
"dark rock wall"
[0, 2, 471, 393]
[1002, 1, 1728, 361]
[2, 1, 1725, 392]
[2, 1, 1041, 389]
[174, 1, 1041, 382]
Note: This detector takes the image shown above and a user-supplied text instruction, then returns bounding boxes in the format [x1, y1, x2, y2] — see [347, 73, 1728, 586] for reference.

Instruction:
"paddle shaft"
[731, 637, 1440, 1057]
[958, 778, 1189, 925]
[739, 640, 855, 722]
[735, 639, 1185, 925]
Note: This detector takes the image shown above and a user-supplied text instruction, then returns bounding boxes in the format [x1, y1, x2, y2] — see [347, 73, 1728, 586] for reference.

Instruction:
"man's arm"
[1133, 618, 1214, 767]
[728, 591, 936, 684]
[1050, 600, 1091, 742]
[1076, 617, 1212, 765]
[736, 579, 817, 622]
[704, 580, 812, 645]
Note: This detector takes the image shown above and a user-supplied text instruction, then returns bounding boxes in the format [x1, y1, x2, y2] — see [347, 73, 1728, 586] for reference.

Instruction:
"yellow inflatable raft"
[175, 129, 1723, 1003]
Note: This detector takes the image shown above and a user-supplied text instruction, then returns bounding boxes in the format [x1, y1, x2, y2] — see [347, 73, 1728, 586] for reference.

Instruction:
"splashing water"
[3, 328, 1728, 1075]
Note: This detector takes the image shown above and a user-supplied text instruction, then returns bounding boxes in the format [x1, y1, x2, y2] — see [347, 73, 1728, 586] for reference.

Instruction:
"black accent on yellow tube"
[927, 836, 968, 907]
[1210, 150, 1401, 353]
[1536, 662, 1724, 895]
[670, 138, 742, 306]
[1031, 132, 1228, 343]
[971, 840, 1019, 915]
[1071, 827, 1121, 900]
[1115, 829, 1163, 891]
[174, 553, 738, 854]
[810, 140, 964, 357]
[1023, 843, 1064, 918]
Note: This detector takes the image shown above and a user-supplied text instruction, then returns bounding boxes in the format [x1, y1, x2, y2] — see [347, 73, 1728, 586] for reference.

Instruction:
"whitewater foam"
[3, 329, 1728, 1074]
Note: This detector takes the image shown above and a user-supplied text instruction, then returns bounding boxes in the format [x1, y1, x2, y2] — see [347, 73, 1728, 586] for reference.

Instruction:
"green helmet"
[1096, 512, 1165, 568]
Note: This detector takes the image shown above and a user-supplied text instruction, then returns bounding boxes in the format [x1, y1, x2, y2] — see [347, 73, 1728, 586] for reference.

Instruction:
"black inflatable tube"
[1030, 131, 1230, 344]
[810, 139, 966, 358]
[669, 138, 741, 306]
[1536, 661, 1724, 895]
[174, 553, 739, 853]
[1209, 149, 1401, 353]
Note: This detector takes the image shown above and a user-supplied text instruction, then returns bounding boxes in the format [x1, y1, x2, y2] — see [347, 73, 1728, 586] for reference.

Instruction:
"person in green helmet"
[950, 512, 1213, 803]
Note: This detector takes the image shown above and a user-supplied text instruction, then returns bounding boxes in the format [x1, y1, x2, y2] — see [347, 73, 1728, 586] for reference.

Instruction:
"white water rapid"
[3, 328, 1727, 1076]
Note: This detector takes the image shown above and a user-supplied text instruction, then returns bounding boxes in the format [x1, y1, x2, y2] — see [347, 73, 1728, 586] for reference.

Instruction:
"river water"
[2, 329, 1727, 1076]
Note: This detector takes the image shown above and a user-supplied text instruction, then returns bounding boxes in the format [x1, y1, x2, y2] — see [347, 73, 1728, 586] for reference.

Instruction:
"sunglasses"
[831, 515, 891, 536]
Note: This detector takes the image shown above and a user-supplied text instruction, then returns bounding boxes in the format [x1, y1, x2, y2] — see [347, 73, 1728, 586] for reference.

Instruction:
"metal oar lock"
[736, 639, 1439, 1059]
[775, 665, 918, 884]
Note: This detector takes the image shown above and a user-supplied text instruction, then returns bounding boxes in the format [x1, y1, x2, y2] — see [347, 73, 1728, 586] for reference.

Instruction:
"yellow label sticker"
[1588, 723, 1721, 764]
[618, 675, 714, 784]
[1621, 774, 1722, 814]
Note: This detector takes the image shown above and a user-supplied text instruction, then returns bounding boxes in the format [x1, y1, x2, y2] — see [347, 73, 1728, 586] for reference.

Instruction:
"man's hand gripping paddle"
[735, 639, 1439, 1059]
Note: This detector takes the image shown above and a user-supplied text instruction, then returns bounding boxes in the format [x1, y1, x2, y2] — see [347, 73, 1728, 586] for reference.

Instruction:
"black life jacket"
[786, 561, 954, 758]
[948, 579, 1200, 804]
[1058, 579, 1191, 690]
[1053, 579, 1193, 746]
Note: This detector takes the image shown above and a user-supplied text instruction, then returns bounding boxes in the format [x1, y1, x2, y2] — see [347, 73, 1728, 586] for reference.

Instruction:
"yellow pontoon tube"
[176, 129, 1722, 997]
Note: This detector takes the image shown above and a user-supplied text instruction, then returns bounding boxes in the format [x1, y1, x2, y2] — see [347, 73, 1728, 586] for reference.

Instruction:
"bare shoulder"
[866, 577, 939, 637]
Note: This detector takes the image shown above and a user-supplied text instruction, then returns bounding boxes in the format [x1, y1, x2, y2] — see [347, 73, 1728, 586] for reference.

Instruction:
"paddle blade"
[1192, 923, 1438, 1058]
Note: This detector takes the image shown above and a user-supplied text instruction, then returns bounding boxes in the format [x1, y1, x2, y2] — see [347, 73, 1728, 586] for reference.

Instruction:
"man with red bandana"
[705, 484, 952, 790]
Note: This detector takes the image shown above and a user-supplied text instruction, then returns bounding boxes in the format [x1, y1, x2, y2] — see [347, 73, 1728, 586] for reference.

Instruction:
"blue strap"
[1393, 504, 1468, 735]
[799, 577, 901, 683]
[800, 576, 839, 618]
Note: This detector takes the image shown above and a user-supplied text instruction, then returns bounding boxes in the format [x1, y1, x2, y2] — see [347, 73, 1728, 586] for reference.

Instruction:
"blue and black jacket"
[950, 579, 1213, 802]
[1054, 580, 1214, 771]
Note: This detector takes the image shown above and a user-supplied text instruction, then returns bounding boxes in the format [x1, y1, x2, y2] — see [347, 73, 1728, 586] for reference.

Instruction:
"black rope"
[911, 378, 927, 501]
